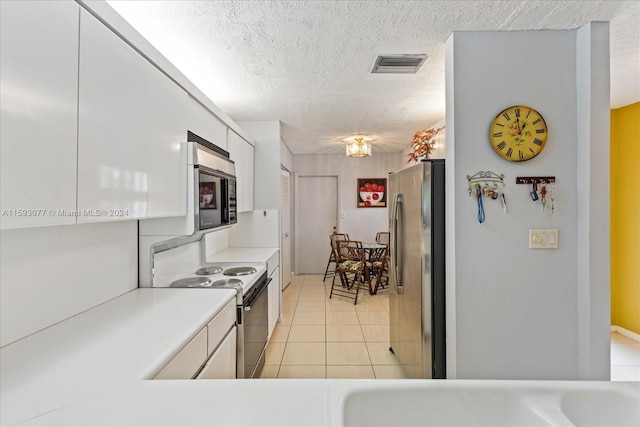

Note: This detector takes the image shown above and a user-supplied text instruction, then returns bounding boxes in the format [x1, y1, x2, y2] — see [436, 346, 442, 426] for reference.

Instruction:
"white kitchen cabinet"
[267, 252, 281, 338]
[77, 10, 188, 222]
[196, 327, 237, 379]
[154, 328, 208, 380]
[227, 130, 254, 212]
[145, 68, 188, 219]
[0, 1, 79, 229]
[154, 297, 237, 380]
[186, 96, 228, 150]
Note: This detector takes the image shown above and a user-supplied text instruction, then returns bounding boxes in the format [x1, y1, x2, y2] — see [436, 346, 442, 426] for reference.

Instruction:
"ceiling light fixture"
[346, 137, 372, 158]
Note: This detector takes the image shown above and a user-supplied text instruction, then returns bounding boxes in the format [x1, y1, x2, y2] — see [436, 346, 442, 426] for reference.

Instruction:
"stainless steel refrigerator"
[388, 159, 446, 379]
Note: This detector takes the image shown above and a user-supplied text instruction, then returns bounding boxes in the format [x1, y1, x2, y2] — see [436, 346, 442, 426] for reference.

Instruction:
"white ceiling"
[107, 0, 639, 154]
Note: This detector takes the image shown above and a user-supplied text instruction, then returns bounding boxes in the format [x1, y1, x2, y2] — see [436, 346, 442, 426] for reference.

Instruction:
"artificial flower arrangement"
[407, 126, 445, 163]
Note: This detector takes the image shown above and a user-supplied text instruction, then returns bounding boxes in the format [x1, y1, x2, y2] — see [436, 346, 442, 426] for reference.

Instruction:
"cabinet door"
[268, 266, 281, 338]
[228, 131, 254, 212]
[78, 10, 149, 221]
[196, 326, 237, 379]
[78, 10, 188, 222]
[186, 97, 228, 150]
[244, 142, 255, 211]
[154, 328, 208, 379]
[0, 1, 79, 229]
[145, 68, 188, 218]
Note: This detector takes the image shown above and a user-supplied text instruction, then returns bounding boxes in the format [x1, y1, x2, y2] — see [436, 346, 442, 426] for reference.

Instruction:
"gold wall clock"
[489, 105, 548, 161]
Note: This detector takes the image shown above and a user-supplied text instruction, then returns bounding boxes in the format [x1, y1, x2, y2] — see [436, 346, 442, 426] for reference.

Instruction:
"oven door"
[242, 277, 270, 378]
[197, 166, 228, 230]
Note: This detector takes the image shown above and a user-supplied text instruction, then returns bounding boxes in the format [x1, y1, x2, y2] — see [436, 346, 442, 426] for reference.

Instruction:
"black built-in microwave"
[197, 165, 236, 230]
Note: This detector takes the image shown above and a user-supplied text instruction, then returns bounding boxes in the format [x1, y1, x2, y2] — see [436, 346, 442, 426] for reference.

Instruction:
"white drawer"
[196, 326, 237, 379]
[207, 298, 237, 356]
[154, 327, 207, 379]
[267, 252, 279, 276]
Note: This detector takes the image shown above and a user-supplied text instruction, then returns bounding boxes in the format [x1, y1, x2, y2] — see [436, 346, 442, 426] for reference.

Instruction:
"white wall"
[0, 221, 138, 346]
[293, 153, 404, 242]
[446, 24, 609, 380]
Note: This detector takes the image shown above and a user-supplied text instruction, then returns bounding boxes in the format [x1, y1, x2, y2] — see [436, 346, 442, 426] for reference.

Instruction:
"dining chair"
[329, 240, 367, 305]
[323, 233, 350, 281]
[375, 231, 390, 245]
[366, 243, 389, 294]
[370, 245, 390, 294]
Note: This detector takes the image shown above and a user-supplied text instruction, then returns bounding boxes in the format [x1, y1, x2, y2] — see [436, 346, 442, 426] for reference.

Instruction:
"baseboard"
[611, 325, 640, 342]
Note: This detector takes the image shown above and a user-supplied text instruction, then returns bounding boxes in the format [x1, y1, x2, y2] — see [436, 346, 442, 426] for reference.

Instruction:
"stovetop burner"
[169, 276, 213, 288]
[195, 266, 223, 275]
[211, 278, 243, 286]
[223, 266, 258, 276]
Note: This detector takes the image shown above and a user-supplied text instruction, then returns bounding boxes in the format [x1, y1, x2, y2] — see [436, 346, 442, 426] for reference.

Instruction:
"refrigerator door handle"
[391, 193, 403, 294]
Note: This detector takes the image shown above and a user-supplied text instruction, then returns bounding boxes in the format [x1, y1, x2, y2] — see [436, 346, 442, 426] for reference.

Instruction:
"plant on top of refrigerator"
[407, 126, 444, 163]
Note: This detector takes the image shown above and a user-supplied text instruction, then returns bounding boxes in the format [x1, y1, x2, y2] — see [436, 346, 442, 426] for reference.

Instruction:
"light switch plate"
[529, 228, 558, 249]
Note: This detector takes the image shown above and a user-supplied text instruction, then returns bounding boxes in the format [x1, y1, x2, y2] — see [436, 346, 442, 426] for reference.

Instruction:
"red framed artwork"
[357, 178, 387, 208]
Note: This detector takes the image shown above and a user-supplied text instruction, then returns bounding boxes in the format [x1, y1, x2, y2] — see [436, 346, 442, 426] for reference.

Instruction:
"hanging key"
[540, 185, 547, 212]
[530, 182, 539, 201]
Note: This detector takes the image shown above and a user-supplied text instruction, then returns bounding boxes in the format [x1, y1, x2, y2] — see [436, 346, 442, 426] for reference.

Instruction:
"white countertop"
[17, 379, 640, 426]
[0, 288, 236, 426]
[207, 247, 278, 263]
[20, 380, 331, 426]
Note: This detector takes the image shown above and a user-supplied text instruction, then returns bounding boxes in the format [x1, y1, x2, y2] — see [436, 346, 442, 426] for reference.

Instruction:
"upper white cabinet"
[0, 1, 79, 229]
[186, 97, 228, 150]
[227, 131, 254, 212]
[77, 10, 188, 223]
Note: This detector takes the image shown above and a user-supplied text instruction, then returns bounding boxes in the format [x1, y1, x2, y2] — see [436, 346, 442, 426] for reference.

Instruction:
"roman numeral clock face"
[489, 105, 548, 161]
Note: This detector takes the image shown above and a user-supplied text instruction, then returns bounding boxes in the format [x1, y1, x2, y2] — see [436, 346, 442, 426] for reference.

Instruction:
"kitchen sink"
[560, 389, 640, 426]
[340, 386, 548, 426]
[330, 380, 640, 427]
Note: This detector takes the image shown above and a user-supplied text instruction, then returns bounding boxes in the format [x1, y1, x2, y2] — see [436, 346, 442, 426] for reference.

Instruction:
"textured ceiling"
[107, 1, 640, 154]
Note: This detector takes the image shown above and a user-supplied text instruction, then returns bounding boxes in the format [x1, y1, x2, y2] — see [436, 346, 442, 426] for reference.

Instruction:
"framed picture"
[357, 178, 387, 208]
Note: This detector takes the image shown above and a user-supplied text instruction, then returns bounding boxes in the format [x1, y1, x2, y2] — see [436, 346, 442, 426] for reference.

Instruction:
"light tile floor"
[261, 275, 640, 381]
[611, 331, 640, 381]
[260, 274, 405, 379]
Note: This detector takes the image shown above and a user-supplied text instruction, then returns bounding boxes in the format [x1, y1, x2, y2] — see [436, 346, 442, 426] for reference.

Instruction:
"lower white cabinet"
[154, 298, 237, 380]
[267, 252, 281, 338]
[196, 327, 237, 379]
[154, 328, 208, 380]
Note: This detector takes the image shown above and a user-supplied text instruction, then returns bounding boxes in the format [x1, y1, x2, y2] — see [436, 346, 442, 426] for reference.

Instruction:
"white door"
[280, 170, 292, 289]
[296, 175, 338, 274]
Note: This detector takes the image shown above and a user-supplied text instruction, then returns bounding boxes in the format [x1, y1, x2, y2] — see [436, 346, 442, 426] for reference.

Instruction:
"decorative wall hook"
[516, 176, 556, 213]
[467, 171, 507, 223]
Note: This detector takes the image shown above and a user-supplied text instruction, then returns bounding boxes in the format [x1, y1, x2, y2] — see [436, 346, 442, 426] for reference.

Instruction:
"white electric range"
[157, 262, 267, 295]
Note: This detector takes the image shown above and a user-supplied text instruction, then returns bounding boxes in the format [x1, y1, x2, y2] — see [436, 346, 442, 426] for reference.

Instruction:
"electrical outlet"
[529, 228, 558, 249]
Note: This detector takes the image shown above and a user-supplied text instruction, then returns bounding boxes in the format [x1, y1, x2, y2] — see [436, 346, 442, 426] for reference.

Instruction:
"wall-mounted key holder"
[467, 171, 507, 223]
[516, 176, 556, 213]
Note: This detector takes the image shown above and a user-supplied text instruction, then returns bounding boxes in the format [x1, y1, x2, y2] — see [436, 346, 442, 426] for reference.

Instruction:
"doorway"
[295, 174, 338, 274]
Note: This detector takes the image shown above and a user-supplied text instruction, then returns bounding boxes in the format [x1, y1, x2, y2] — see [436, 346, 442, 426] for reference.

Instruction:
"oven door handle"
[244, 277, 271, 309]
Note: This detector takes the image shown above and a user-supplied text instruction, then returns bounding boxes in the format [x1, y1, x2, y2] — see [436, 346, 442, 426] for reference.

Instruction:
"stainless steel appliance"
[189, 131, 237, 231]
[166, 261, 270, 379]
[388, 159, 446, 379]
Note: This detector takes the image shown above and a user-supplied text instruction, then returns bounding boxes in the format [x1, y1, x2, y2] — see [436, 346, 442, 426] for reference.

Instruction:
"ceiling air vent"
[371, 54, 428, 74]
